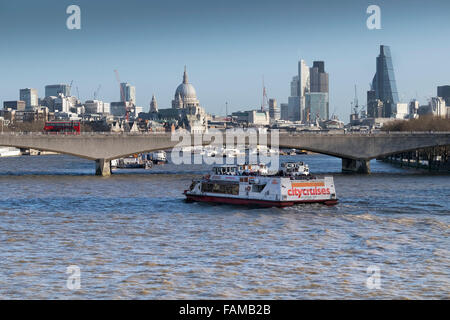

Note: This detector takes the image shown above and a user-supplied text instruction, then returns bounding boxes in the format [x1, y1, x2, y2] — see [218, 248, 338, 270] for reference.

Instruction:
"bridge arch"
[367, 144, 450, 160]
[0, 142, 95, 160]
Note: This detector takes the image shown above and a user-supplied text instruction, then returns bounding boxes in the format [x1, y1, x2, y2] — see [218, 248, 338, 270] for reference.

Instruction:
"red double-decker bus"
[43, 121, 81, 134]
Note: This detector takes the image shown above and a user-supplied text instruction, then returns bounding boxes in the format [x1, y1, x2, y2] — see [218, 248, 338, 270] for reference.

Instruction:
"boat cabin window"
[252, 184, 266, 193]
[201, 182, 239, 195]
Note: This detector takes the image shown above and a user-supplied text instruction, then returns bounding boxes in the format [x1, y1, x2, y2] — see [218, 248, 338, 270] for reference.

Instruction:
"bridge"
[0, 131, 449, 175]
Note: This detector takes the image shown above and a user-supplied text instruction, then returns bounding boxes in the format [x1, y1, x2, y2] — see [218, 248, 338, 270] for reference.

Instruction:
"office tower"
[305, 92, 329, 122]
[120, 83, 136, 104]
[19, 88, 38, 109]
[367, 45, 399, 117]
[287, 76, 300, 121]
[437, 85, 450, 106]
[298, 59, 310, 122]
[309, 61, 329, 121]
[297, 59, 310, 98]
[45, 84, 71, 97]
[288, 96, 301, 121]
[310, 61, 329, 93]
[268, 98, 280, 121]
[280, 103, 289, 120]
[290, 76, 299, 97]
[287, 59, 319, 122]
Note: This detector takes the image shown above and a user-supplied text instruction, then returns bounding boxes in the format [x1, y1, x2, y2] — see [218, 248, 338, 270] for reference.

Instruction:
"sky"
[0, 0, 449, 121]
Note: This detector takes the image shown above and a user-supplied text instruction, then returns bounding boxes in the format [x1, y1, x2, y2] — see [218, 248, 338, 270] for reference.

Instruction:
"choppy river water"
[0, 154, 448, 299]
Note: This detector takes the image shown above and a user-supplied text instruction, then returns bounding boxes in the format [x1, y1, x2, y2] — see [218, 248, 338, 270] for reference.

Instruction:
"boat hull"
[185, 194, 338, 207]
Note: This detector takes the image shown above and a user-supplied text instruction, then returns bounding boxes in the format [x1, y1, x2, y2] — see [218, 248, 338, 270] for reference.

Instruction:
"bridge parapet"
[0, 131, 449, 175]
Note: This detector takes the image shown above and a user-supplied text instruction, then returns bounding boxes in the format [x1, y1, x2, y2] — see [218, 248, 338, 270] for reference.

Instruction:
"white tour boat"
[184, 161, 338, 207]
[150, 150, 168, 164]
[112, 154, 152, 169]
[0, 147, 21, 157]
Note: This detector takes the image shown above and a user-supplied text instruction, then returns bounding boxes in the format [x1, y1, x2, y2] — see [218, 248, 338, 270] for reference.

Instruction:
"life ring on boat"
[246, 186, 251, 191]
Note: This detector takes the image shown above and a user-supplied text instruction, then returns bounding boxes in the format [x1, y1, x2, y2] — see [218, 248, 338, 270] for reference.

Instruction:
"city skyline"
[1, 0, 449, 121]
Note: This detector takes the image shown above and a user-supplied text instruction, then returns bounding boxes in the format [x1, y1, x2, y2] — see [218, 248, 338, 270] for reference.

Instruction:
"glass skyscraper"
[19, 88, 38, 109]
[370, 45, 399, 117]
[437, 85, 450, 106]
[45, 84, 71, 98]
[305, 92, 329, 122]
[120, 82, 136, 104]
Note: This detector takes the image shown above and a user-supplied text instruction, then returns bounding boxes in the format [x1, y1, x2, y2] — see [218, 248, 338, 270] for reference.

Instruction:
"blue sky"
[1, 0, 449, 121]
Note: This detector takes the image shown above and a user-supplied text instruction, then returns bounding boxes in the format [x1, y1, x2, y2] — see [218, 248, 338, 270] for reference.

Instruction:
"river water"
[0, 154, 448, 299]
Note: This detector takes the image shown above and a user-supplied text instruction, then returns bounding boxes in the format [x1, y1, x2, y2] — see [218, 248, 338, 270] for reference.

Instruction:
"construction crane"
[353, 85, 359, 115]
[114, 70, 131, 121]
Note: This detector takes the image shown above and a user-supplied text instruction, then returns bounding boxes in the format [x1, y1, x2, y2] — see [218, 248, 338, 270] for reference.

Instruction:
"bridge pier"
[95, 159, 111, 176]
[342, 158, 371, 174]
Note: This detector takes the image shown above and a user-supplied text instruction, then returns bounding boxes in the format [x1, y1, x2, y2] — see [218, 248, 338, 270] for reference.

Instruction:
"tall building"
[120, 83, 136, 104]
[45, 84, 71, 98]
[437, 85, 450, 106]
[310, 61, 329, 93]
[290, 76, 299, 97]
[280, 103, 289, 120]
[297, 59, 310, 122]
[308, 61, 329, 122]
[268, 98, 280, 121]
[287, 59, 311, 122]
[19, 88, 38, 109]
[305, 92, 329, 122]
[367, 45, 399, 118]
[288, 96, 301, 121]
[297, 59, 310, 99]
[288, 76, 300, 121]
